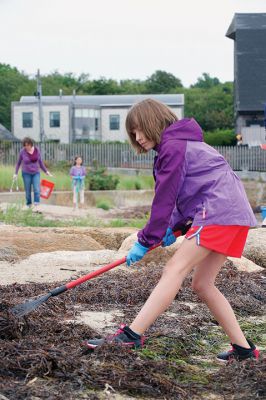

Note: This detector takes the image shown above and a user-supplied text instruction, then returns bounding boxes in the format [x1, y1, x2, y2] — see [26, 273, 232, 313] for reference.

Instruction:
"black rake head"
[11, 293, 52, 318]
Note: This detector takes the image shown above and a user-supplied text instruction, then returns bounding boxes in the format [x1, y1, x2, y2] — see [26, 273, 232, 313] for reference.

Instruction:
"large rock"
[118, 232, 185, 264]
[228, 256, 264, 273]
[119, 232, 265, 272]
[0, 249, 121, 284]
[0, 225, 104, 260]
[244, 228, 266, 268]
[0, 246, 19, 262]
[88, 227, 137, 250]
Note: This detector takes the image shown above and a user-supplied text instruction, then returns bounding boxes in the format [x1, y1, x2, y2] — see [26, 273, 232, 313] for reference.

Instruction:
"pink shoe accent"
[141, 336, 147, 346]
[228, 344, 235, 353]
[106, 323, 127, 340]
[253, 348, 260, 359]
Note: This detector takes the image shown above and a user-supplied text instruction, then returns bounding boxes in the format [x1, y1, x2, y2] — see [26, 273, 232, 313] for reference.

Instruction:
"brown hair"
[22, 137, 34, 147]
[73, 155, 83, 166]
[126, 99, 178, 153]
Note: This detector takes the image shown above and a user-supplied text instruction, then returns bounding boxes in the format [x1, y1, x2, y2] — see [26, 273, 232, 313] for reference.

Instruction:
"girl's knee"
[162, 260, 190, 280]
[191, 278, 214, 296]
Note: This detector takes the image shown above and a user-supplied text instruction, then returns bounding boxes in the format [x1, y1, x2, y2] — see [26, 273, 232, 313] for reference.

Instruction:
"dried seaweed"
[209, 357, 266, 399]
[0, 260, 265, 399]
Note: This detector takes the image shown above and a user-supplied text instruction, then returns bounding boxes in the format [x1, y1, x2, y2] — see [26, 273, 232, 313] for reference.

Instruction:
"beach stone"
[244, 228, 266, 268]
[0, 249, 122, 285]
[228, 256, 264, 273]
[118, 231, 184, 263]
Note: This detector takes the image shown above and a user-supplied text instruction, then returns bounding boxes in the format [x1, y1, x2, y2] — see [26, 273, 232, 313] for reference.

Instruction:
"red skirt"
[185, 225, 249, 258]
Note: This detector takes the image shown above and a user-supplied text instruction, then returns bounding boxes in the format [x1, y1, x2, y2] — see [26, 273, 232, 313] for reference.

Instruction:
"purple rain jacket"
[137, 118, 257, 248]
[15, 147, 47, 175]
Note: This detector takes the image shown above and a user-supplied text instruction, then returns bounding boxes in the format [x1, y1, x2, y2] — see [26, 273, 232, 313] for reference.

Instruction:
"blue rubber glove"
[126, 241, 149, 267]
[162, 227, 176, 247]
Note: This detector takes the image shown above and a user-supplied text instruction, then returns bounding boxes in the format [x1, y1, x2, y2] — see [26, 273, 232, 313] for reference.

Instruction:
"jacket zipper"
[202, 202, 206, 220]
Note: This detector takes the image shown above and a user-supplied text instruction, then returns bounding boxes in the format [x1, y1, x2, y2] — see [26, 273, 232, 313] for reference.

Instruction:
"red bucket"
[40, 179, 55, 199]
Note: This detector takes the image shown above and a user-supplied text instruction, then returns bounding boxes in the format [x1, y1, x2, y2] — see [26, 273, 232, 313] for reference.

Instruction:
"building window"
[22, 112, 33, 128]
[95, 118, 99, 131]
[50, 112, 60, 127]
[246, 118, 264, 127]
[109, 115, 120, 130]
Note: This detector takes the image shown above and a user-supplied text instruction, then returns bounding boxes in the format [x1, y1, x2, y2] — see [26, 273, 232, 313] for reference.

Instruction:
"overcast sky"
[0, 0, 265, 86]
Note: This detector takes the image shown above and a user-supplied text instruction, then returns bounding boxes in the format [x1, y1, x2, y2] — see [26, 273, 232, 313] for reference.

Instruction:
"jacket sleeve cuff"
[136, 241, 149, 251]
[137, 232, 151, 248]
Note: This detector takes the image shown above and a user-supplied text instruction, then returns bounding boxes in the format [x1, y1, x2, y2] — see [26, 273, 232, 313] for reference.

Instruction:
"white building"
[12, 94, 184, 143]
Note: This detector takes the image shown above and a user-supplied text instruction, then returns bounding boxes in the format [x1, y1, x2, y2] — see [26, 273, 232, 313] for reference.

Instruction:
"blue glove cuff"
[126, 241, 149, 266]
[135, 241, 149, 253]
[162, 227, 176, 247]
[166, 227, 173, 234]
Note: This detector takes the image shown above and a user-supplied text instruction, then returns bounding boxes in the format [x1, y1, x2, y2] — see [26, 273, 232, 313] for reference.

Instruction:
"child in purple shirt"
[70, 156, 86, 209]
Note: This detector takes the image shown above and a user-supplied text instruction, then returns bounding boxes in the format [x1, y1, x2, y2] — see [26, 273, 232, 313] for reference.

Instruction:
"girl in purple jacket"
[85, 99, 259, 362]
[70, 156, 86, 209]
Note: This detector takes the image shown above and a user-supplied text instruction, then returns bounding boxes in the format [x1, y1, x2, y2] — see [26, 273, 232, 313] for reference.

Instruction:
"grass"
[108, 218, 148, 228]
[239, 319, 266, 348]
[95, 198, 113, 210]
[0, 165, 71, 191]
[117, 175, 154, 190]
[0, 205, 148, 228]
[0, 165, 154, 191]
[138, 336, 210, 385]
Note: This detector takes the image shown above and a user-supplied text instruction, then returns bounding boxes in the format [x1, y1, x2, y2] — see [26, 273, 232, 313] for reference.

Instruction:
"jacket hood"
[162, 118, 203, 143]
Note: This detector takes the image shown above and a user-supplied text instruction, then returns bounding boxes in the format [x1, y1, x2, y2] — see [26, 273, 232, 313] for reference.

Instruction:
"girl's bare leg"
[191, 252, 250, 348]
[80, 189, 85, 206]
[73, 188, 77, 210]
[130, 237, 211, 335]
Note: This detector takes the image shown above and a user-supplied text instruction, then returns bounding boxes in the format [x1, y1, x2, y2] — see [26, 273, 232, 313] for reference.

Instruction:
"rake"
[11, 230, 182, 318]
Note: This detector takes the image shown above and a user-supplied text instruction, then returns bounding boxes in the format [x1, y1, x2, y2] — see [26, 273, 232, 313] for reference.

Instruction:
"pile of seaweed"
[0, 261, 265, 399]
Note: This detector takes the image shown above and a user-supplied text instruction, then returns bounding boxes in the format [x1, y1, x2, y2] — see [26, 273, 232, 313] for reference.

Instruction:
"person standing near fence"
[14, 137, 52, 211]
[70, 156, 86, 210]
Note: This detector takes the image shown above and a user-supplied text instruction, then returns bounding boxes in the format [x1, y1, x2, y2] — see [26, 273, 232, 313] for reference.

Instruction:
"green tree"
[191, 72, 220, 89]
[0, 64, 234, 134]
[119, 79, 147, 94]
[204, 129, 236, 146]
[41, 72, 90, 95]
[84, 78, 123, 95]
[145, 70, 183, 93]
[0, 64, 35, 130]
[184, 82, 233, 131]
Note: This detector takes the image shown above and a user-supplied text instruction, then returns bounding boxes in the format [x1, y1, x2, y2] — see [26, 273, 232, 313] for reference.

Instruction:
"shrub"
[135, 181, 142, 190]
[53, 160, 72, 172]
[88, 166, 119, 190]
[204, 129, 236, 146]
[96, 199, 112, 210]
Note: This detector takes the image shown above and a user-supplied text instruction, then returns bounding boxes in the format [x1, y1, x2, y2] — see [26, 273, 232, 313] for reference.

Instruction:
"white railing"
[0, 142, 266, 171]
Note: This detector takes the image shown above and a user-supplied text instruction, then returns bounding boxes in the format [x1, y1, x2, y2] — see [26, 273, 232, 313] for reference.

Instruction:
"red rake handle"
[66, 230, 182, 290]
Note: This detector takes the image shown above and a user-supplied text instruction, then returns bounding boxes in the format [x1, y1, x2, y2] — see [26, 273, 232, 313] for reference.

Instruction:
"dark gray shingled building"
[0, 123, 17, 141]
[226, 13, 266, 145]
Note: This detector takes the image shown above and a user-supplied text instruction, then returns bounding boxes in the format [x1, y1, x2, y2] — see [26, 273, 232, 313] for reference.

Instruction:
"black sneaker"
[83, 324, 145, 350]
[217, 339, 260, 362]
